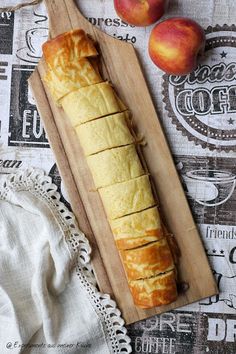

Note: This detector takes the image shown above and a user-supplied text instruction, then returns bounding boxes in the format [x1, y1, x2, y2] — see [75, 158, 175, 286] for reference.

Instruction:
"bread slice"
[61, 82, 124, 126]
[111, 207, 163, 250]
[87, 145, 144, 189]
[99, 175, 155, 220]
[120, 238, 174, 280]
[44, 58, 102, 103]
[43, 29, 98, 72]
[128, 270, 178, 308]
[75, 112, 134, 156]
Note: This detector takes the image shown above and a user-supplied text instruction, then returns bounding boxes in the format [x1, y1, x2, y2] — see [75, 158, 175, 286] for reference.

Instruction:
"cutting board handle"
[44, 0, 91, 37]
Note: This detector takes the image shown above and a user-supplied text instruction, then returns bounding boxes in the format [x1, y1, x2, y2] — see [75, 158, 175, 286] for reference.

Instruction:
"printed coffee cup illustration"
[200, 271, 236, 310]
[17, 27, 48, 64]
[26, 28, 48, 57]
[183, 169, 236, 206]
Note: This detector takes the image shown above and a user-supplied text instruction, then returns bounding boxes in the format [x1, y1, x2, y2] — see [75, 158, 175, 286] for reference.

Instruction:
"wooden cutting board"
[29, 0, 218, 324]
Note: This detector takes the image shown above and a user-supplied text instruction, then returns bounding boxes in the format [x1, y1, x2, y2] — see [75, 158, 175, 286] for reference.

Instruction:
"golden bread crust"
[129, 270, 178, 308]
[120, 238, 174, 280]
[61, 82, 124, 125]
[87, 145, 144, 189]
[75, 112, 134, 156]
[99, 175, 156, 220]
[115, 235, 162, 250]
[42, 29, 98, 71]
[110, 206, 163, 250]
[44, 58, 102, 103]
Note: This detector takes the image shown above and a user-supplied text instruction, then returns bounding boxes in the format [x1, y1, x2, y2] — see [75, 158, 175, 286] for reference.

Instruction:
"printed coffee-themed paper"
[0, 0, 235, 353]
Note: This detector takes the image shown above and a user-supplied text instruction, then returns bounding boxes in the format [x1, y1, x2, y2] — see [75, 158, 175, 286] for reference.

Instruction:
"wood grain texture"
[29, 0, 218, 324]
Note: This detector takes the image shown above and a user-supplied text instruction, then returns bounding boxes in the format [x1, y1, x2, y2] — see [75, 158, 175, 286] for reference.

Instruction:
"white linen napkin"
[0, 169, 131, 354]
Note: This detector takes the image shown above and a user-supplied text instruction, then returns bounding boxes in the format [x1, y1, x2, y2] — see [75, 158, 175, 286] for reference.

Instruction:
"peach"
[114, 0, 168, 27]
[149, 17, 205, 75]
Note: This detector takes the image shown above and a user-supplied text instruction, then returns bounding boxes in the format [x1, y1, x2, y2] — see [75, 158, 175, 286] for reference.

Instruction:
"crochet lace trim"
[0, 168, 132, 354]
